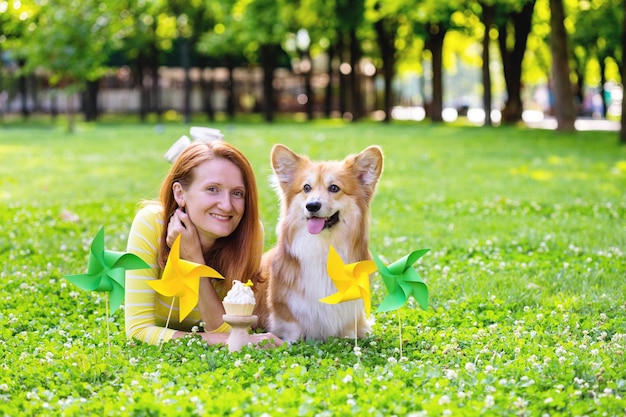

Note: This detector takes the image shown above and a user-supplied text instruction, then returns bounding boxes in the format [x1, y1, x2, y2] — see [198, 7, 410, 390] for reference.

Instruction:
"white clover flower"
[513, 397, 528, 408]
[438, 395, 450, 405]
[387, 357, 397, 365]
[442, 410, 452, 417]
[0, 384, 8, 392]
[465, 362, 476, 372]
[445, 369, 457, 379]
[484, 395, 495, 408]
[544, 398, 553, 404]
[342, 374, 353, 384]
[191, 326, 199, 333]
[129, 357, 139, 366]
[353, 346, 362, 357]
[234, 359, 242, 368]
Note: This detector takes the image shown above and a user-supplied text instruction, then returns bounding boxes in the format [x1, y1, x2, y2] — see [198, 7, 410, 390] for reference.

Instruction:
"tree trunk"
[66, 89, 76, 133]
[620, 1, 626, 145]
[260, 44, 277, 122]
[338, 32, 348, 117]
[426, 23, 447, 123]
[481, 3, 495, 126]
[181, 37, 192, 124]
[83, 79, 99, 122]
[549, 0, 576, 132]
[18, 60, 30, 118]
[224, 56, 236, 120]
[198, 57, 215, 122]
[349, 29, 363, 121]
[374, 17, 395, 123]
[149, 42, 162, 123]
[50, 89, 58, 120]
[303, 48, 314, 120]
[498, 1, 535, 124]
[325, 43, 335, 118]
[135, 55, 148, 123]
[599, 57, 607, 118]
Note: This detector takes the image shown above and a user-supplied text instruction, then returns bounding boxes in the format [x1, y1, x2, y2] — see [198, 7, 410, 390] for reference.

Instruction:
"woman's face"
[176, 158, 246, 248]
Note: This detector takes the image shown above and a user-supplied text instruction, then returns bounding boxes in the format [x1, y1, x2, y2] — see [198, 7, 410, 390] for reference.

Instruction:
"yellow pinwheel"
[319, 245, 377, 317]
[147, 235, 224, 321]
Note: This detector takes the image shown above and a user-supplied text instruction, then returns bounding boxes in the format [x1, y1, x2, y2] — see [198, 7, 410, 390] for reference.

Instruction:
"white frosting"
[223, 280, 256, 305]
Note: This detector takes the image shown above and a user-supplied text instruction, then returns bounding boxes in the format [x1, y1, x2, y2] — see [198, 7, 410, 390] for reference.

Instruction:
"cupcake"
[222, 280, 256, 316]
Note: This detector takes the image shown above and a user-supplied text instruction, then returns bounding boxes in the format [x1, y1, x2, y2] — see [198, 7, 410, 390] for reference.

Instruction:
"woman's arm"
[167, 208, 227, 332]
[125, 205, 178, 344]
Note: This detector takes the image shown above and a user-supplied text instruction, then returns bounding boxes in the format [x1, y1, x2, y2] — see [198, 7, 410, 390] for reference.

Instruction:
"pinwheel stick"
[398, 309, 403, 359]
[160, 297, 176, 350]
[105, 294, 111, 357]
[354, 303, 358, 349]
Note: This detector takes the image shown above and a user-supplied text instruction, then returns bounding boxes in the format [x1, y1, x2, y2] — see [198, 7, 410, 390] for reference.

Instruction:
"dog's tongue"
[307, 217, 326, 234]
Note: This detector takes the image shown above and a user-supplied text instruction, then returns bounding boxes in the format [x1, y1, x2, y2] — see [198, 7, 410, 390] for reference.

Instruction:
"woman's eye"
[207, 186, 218, 193]
[303, 184, 311, 193]
[329, 184, 340, 193]
[233, 190, 245, 199]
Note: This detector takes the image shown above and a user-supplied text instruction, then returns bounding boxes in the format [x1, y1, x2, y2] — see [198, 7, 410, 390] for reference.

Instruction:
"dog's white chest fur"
[283, 230, 364, 340]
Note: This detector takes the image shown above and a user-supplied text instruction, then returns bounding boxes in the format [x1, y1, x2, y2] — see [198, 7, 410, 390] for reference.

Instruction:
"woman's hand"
[250, 333, 284, 348]
[167, 208, 203, 263]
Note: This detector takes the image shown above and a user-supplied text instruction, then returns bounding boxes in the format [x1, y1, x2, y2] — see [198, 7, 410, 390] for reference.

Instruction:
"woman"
[125, 140, 281, 347]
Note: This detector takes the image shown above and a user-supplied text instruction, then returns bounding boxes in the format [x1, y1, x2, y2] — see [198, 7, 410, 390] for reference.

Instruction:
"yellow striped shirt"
[124, 204, 229, 345]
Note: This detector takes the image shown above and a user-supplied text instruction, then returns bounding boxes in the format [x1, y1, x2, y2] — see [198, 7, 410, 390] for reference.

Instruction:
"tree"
[0, 0, 41, 119]
[496, 0, 535, 124]
[238, 0, 293, 122]
[21, 0, 119, 132]
[549, 0, 576, 131]
[621, 0, 626, 144]
[479, 1, 495, 126]
[114, 0, 171, 123]
[368, 0, 407, 123]
[198, 0, 247, 120]
[569, 0, 622, 118]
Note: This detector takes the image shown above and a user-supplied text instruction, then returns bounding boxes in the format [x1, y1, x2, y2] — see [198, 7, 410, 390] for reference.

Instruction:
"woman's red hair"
[157, 141, 263, 291]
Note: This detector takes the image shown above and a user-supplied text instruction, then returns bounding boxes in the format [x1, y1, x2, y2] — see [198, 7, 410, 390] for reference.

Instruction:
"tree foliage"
[0, 0, 624, 131]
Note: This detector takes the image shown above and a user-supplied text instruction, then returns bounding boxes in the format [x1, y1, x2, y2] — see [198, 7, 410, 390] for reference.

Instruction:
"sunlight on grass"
[0, 121, 625, 415]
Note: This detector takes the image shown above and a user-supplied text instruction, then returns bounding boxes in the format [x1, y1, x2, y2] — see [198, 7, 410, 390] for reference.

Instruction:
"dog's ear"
[271, 144, 303, 185]
[350, 145, 384, 187]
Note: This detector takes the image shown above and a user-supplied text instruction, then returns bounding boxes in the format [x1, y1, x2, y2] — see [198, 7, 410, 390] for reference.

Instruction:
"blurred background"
[0, 0, 623, 131]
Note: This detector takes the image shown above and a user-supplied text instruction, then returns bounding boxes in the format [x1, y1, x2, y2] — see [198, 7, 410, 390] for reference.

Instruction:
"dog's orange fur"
[254, 144, 383, 342]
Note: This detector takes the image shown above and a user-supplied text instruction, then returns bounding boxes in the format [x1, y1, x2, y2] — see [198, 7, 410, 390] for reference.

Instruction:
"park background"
[1, 0, 625, 138]
[1, 0, 626, 416]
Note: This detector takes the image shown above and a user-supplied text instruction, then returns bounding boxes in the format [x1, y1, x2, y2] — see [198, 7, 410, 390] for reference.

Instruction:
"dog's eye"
[328, 184, 340, 193]
[303, 184, 312, 193]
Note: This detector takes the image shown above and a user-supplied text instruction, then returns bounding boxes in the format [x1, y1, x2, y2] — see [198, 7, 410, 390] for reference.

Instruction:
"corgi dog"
[256, 144, 383, 343]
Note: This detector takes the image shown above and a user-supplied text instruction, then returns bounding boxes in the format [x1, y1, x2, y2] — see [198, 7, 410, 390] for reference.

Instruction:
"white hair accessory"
[163, 127, 225, 163]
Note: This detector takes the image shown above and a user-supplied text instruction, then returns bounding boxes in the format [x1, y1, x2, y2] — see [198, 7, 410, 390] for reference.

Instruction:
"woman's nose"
[218, 192, 233, 210]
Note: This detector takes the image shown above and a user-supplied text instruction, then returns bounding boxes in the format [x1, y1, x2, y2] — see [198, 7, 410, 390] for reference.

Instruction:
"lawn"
[0, 119, 625, 416]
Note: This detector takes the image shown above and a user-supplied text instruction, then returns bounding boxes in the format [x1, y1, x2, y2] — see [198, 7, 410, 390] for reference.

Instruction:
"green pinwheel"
[65, 226, 150, 315]
[372, 249, 430, 312]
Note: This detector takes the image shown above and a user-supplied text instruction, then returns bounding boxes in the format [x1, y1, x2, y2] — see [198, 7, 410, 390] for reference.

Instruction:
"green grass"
[1, 119, 625, 416]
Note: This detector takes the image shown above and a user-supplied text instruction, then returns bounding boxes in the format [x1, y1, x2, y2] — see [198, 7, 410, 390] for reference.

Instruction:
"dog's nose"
[306, 201, 322, 213]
